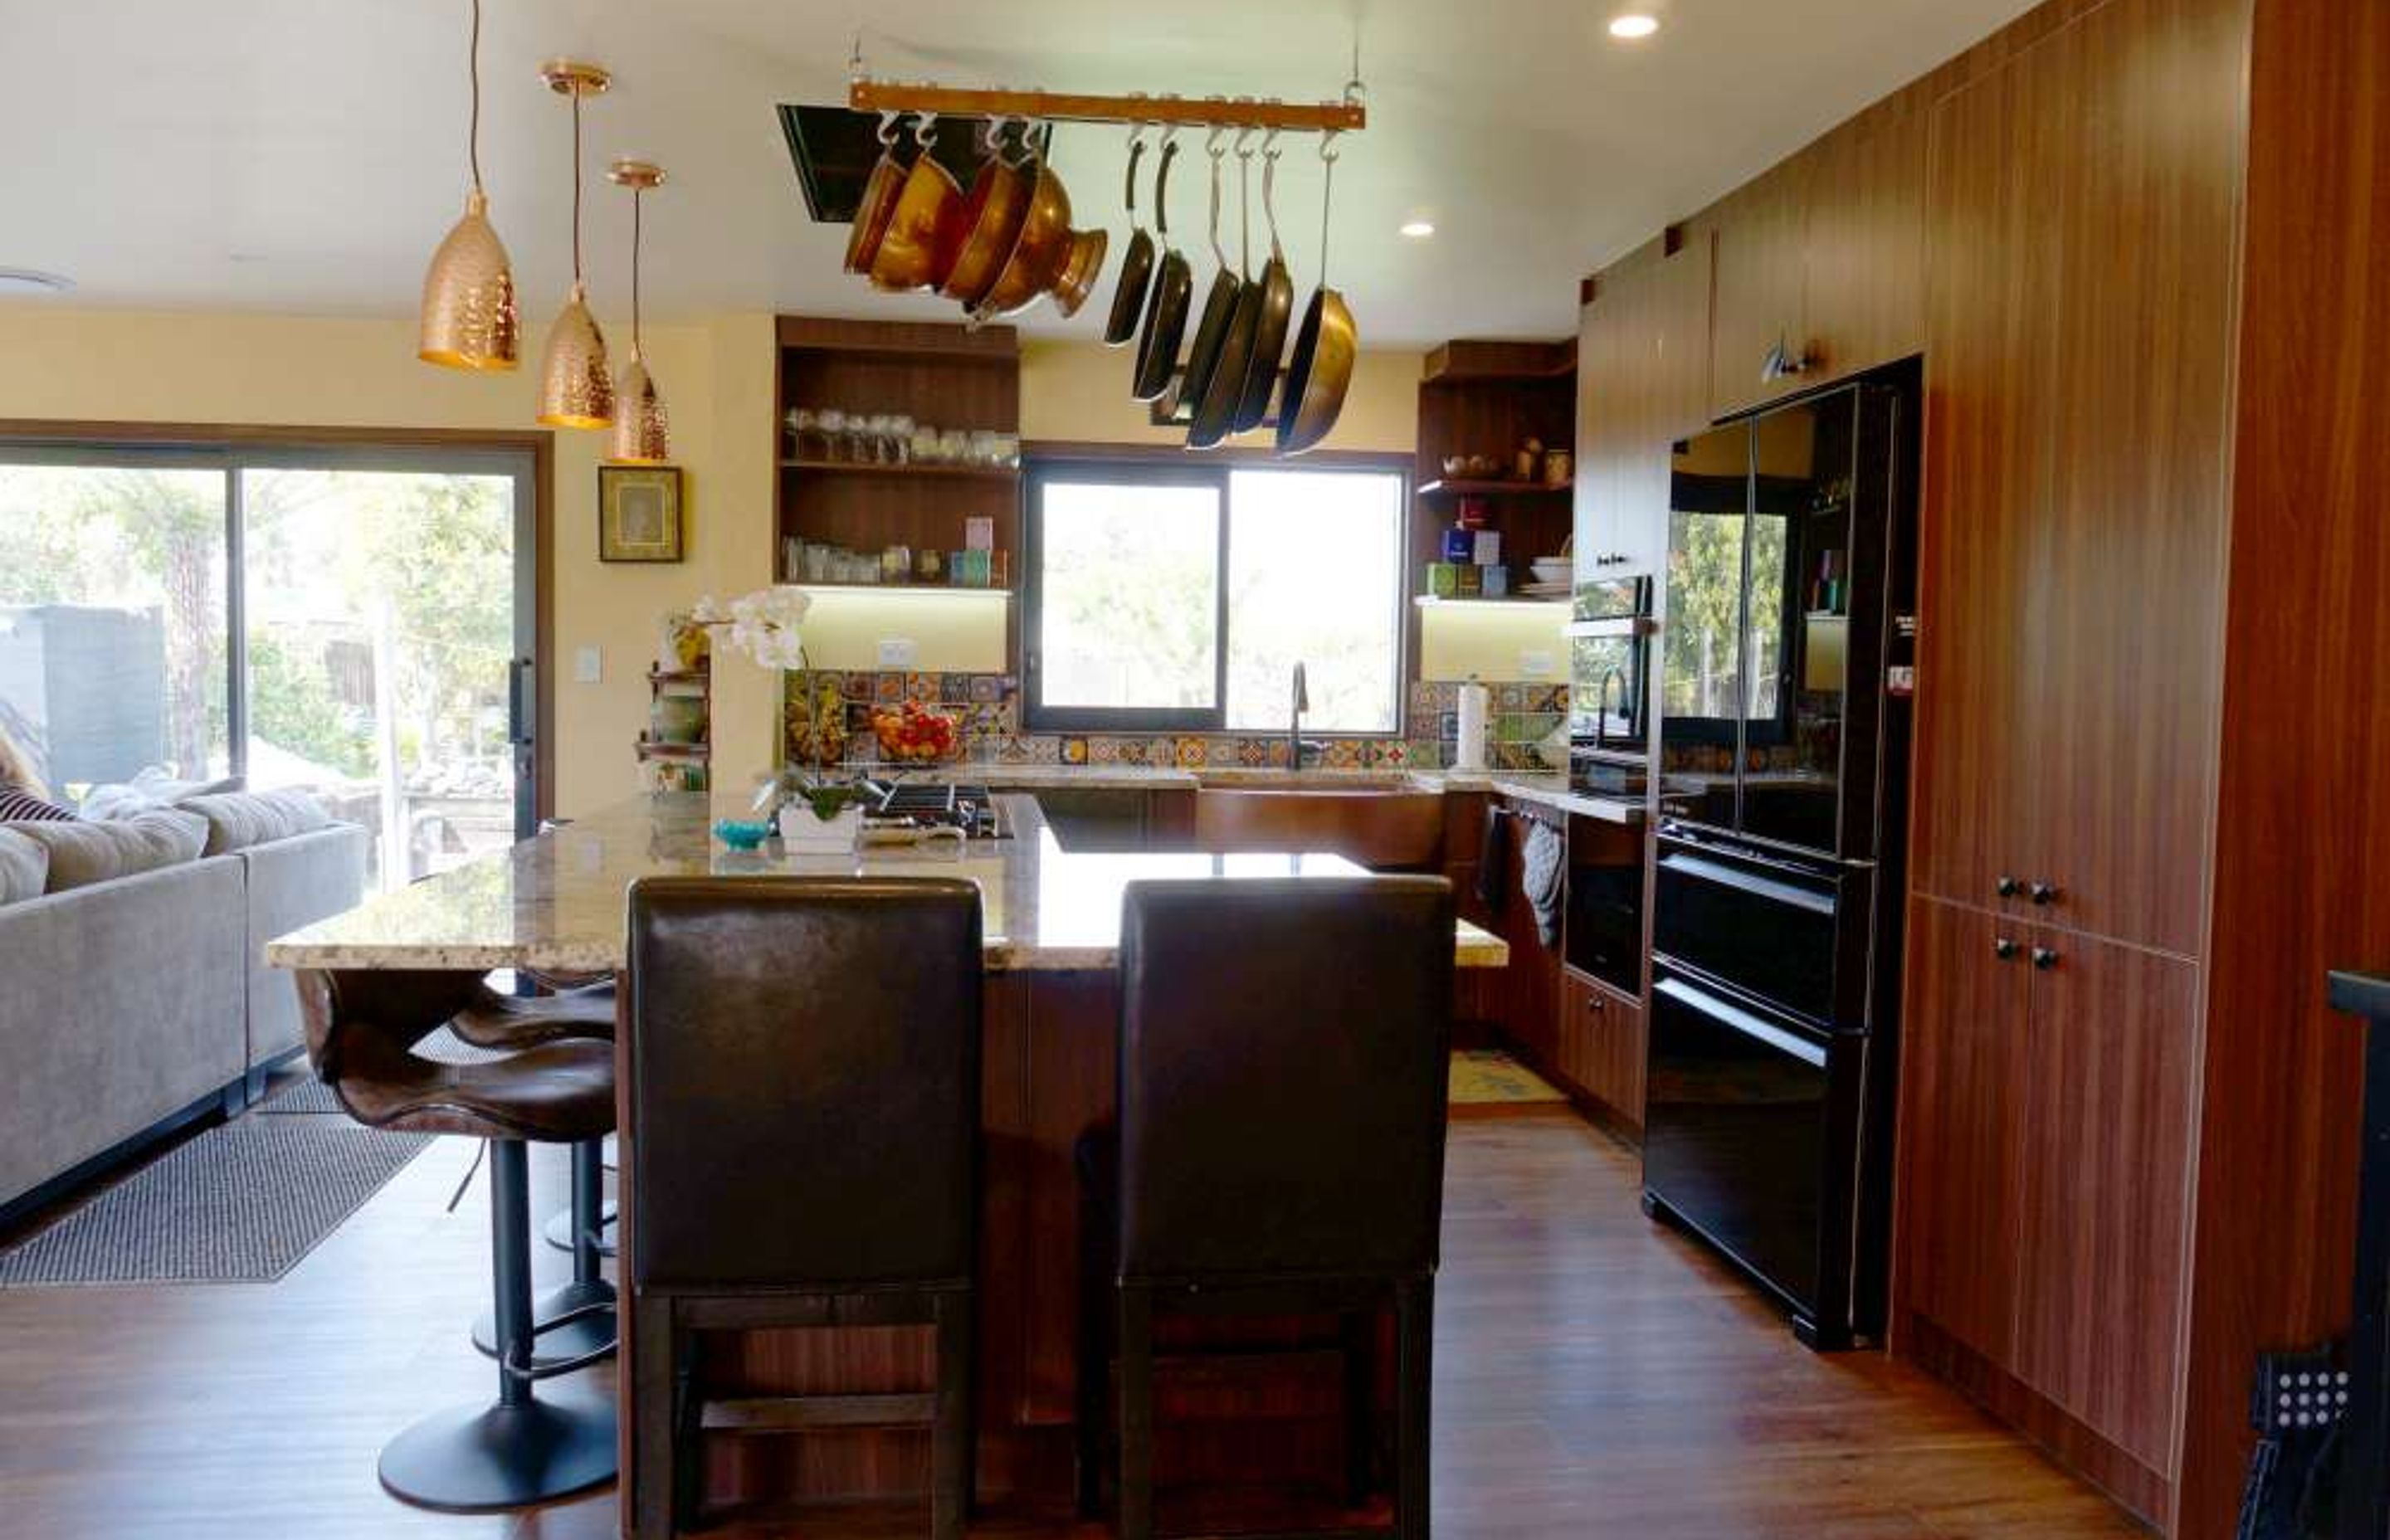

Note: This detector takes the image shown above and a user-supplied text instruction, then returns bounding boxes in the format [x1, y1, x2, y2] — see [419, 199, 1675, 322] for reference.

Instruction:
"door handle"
[2031, 947, 2061, 971]
[1993, 938, 2020, 961]
[506, 658, 534, 747]
[1995, 875, 2022, 899]
[2028, 882, 2060, 906]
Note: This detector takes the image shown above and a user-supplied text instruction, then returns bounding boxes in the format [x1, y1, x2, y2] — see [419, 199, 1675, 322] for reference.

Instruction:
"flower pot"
[779, 802, 863, 854]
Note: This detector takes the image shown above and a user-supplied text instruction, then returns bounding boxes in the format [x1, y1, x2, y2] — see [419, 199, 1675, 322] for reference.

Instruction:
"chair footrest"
[700, 1392, 939, 1432]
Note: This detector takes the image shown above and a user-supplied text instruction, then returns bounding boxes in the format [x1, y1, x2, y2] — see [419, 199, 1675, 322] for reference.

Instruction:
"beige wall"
[0, 309, 1539, 813]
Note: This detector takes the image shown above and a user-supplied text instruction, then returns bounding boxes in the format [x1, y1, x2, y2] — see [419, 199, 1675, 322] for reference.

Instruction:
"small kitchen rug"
[1449, 1048, 1571, 1118]
[0, 1116, 432, 1286]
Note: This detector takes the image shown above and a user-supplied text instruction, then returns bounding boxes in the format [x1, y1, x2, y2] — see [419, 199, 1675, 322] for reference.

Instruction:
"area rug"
[0, 1115, 432, 1286]
[1449, 1048, 1572, 1118]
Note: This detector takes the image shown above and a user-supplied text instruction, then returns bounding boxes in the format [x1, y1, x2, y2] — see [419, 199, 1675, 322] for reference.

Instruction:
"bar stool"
[620, 876, 983, 1540]
[297, 968, 619, 1511]
[1075, 877, 1456, 1540]
[446, 979, 619, 1369]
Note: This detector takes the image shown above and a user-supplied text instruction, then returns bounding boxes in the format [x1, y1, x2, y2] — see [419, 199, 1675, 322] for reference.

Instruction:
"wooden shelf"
[1415, 594, 1572, 608]
[780, 459, 1020, 481]
[1417, 478, 1573, 498]
[647, 666, 710, 685]
[790, 582, 1013, 596]
[636, 739, 710, 763]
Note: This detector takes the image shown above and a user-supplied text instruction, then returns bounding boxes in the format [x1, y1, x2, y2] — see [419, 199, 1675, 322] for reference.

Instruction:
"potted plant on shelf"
[690, 585, 864, 853]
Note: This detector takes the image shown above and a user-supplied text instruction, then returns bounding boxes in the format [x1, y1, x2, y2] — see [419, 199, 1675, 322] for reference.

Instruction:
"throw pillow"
[4, 808, 207, 893]
[177, 788, 331, 855]
[0, 782, 74, 822]
[0, 827, 46, 905]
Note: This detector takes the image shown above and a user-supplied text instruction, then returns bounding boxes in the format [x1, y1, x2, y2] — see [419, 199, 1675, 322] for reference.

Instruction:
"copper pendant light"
[418, 0, 519, 370]
[607, 158, 670, 462]
[536, 60, 615, 430]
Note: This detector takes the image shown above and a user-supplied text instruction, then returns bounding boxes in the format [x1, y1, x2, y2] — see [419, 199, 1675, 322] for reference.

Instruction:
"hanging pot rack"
[847, 80, 1365, 135]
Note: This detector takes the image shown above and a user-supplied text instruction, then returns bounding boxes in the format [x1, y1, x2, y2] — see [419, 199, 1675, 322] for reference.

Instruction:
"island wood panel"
[1905, 24, 2062, 919]
[1895, 896, 2029, 1367]
[2012, 925, 2197, 1479]
[2176, 0, 2390, 1534]
[2026, 0, 2237, 960]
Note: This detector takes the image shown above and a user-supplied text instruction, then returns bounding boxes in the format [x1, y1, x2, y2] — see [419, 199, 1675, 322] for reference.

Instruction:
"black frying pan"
[1179, 142, 1247, 431]
[1233, 146, 1295, 433]
[1132, 141, 1190, 402]
[1103, 136, 1153, 347]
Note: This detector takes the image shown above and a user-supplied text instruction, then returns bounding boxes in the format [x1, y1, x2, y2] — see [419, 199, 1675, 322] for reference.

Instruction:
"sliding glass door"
[0, 441, 538, 890]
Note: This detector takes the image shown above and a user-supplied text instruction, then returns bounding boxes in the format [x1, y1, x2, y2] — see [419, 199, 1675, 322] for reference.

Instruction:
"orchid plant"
[690, 585, 811, 671]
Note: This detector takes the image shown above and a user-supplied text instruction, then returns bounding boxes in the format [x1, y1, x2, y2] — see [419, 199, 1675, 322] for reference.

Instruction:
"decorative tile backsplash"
[783, 671, 1571, 772]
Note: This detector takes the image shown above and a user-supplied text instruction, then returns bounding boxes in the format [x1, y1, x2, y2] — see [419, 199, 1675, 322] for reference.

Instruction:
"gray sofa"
[0, 820, 367, 1221]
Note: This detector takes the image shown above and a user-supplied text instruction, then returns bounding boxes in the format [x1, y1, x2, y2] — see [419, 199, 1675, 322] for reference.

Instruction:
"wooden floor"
[0, 1108, 2146, 1540]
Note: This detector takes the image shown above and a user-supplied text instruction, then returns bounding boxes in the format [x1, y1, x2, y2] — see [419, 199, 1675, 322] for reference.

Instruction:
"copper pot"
[843, 115, 907, 275]
[1275, 283, 1355, 454]
[870, 148, 968, 292]
[972, 157, 1077, 319]
[1049, 228, 1110, 318]
[939, 142, 1035, 305]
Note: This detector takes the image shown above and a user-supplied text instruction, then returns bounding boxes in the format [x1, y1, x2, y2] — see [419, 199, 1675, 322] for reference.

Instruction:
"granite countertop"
[266, 792, 1510, 976]
[892, 762, 1646, 824]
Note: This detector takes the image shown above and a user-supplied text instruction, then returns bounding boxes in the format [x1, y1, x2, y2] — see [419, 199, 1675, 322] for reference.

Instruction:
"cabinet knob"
[2028, 882, 2060, 906]
[1995, 875, 2022, 899]
[1993, 938, 2021, 961]
[2031, 947, 2061, 971]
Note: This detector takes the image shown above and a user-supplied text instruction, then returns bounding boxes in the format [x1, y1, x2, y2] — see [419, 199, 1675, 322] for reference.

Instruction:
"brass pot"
[844, 145, 907, 275]
[939, 149, 1035, 306]
[972, 158, 1076, 319]
[1049, 228, 1110, 318]
[870, 152, 968, 292]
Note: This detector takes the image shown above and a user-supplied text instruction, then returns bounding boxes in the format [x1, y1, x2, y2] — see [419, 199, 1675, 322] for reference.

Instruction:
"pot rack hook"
[911, 110, 939, 149]
[1317, 128, 1342, 285]
[1344, 25, 1368, 107]
[1205, 133, 1230, 270]
[1234, 123, 1256, 275]
[875, 108, 902, 148]
[1261, 126, 1285, 260]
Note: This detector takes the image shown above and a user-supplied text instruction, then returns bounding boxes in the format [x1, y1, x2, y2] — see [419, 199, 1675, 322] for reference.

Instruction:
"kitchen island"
[267, 791, 1506, 1520]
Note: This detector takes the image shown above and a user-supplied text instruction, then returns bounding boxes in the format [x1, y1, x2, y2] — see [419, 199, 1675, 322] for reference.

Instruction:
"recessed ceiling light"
[0, 268, 74, 296]
[1399, 219, 1436, 239]
[1608, 12, 1661, 39]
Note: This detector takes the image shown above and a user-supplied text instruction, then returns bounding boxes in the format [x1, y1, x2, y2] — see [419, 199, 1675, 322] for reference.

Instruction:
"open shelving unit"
[774, 318, 1024, 655]
[637, 664, 712, 791]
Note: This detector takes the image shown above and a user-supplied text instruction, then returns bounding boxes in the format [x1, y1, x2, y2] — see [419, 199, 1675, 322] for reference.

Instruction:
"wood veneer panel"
[1707, 155, 1814, 419]
[1908, 38, 2061, 916]
[2178, 0, 2390, 1533]
[2029, 0, 2238, 958]
[1802, 110, 1929, 381]
[2013, 926, 2197, 1476]
[1896, 896, 2030, 1367]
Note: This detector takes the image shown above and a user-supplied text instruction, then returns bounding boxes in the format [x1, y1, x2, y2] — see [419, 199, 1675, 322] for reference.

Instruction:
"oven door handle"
[1656, 849, 1837, 917]
[1656, 975, 1829, 1069]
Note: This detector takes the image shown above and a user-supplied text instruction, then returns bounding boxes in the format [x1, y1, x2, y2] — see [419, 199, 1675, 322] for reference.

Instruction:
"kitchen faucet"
[1595, 667, 1628, 753]
[1289, 661, 1321, 769]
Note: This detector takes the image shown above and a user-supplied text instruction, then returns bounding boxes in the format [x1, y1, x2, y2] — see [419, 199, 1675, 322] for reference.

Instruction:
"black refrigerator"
[1641, 369, 1919, 1350]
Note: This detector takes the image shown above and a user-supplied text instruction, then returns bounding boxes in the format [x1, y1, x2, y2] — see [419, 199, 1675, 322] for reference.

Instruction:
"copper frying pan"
[1277, 134, 1358, 455]
[1178, 130, 1247, 425]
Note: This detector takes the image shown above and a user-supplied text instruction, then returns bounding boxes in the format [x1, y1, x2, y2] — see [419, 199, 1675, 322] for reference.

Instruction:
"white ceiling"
[0, 0, 2036, 346]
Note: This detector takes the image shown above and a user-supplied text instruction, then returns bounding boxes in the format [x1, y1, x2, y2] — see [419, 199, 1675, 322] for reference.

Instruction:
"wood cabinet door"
[1802, 112, 1929, 380]
[1559, 971, 1646, 1129]
[2012, 926, 2197, 1474]
[1907, 42, 2064, 916]
[1496, 811, 1564, 1065]
[1573, 292, 1628, 572]
[1648, 235, 1715, 444]
[1707, 155, 1812, 420]
[1896, 896, 2030, 1364]
[2026, 0, 2236, 958]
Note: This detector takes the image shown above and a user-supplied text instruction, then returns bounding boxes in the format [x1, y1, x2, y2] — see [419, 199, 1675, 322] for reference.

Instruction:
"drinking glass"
[817, 408, 847, 462]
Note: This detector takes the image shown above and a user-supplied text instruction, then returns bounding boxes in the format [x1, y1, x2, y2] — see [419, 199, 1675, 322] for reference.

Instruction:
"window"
[1025, 460, 1406, 734]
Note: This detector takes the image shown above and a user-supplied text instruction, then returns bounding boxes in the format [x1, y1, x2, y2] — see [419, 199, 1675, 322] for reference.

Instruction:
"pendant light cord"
[466, 0, 484, 193]
[569, 88, 585, 284]
[630, 188, 644, 358]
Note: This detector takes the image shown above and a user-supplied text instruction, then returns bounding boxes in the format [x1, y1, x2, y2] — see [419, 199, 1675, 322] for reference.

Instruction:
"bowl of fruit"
[871, 701, 962, 764]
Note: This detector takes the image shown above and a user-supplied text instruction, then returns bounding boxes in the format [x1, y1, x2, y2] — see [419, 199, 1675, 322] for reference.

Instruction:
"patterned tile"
[1438, 711, 1458, 741]
[1111, 738, 1148, 765]
[1061, 736, 1089, 765]
[1406, 739, 1444, 768]
[1021, 735, 1061, 764]
[939, 672, 973, 704]
[1368, 740, 1411, 768]
[1320, 738, 1362, 770]
[969, 675, 1002, 704]
[872, 672, 905, 704]
[1172, 737, 1207, 768]
[1234, 737, 1270, 767]
[1495, 683, 1528, 710]
[904, 672, 939, 702]
[840, 670, 875, 701]
[1088, 737, 1121, 765]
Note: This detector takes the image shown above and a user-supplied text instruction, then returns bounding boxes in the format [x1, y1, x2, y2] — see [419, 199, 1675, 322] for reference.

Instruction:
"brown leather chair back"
[623, 876, 983, 1290]
[1115, 875, 1456, 1284]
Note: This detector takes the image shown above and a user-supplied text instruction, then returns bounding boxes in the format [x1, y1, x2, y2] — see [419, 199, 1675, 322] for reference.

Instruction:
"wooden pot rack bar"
[846, 80, 1366, 134]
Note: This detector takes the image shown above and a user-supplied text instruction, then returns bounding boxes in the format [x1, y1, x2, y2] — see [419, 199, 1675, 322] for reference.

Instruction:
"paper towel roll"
[1455, 679, 1490, 772]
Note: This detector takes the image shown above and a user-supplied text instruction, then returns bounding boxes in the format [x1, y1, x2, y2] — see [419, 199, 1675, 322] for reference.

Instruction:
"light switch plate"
[1519, 650, 1555, 679]
[573, 646, 602, 684]
[877, 638, 918, 669]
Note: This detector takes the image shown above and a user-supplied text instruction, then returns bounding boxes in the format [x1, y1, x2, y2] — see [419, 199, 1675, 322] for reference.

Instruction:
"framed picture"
[598, 465, 684, 563]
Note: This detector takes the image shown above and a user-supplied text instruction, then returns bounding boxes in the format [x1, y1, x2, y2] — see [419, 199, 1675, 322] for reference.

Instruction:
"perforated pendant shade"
[538, 283, 615, 429]
[419, 192, 519, 369]
[610, 355, 669, 461]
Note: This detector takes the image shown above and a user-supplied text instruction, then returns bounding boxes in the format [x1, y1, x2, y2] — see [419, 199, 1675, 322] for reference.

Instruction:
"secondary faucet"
[1594, 667, 1628, 753]
[1289, 660, 1315, 769]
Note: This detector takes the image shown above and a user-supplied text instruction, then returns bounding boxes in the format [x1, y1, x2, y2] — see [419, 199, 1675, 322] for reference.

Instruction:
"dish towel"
[1475, 804, 1510, 914]
[1522, 820, 1565, 948]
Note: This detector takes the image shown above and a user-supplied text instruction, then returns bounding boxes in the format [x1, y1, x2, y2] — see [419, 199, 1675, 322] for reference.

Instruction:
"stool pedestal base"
[378, 1391, 618, 1513]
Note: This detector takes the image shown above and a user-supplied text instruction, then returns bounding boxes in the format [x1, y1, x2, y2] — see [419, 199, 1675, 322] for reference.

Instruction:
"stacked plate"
[1521, 558, 1573, 598]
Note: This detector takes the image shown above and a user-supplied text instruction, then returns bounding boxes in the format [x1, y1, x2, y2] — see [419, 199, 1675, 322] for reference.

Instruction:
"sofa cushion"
[0, 828, 45, 905]
[78, 768, 245, 822]
[177, 790, 329, 855]
[4, 808, 207, 892]
[0, 783, 75, 822]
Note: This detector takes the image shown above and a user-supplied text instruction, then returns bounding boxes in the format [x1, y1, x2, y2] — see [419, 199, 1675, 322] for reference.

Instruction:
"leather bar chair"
[622, 876, 983, 1540]
[446, 979, 620, 1368]
[1076, 876, 1456, 1540]
[297, 968, 618, 1511]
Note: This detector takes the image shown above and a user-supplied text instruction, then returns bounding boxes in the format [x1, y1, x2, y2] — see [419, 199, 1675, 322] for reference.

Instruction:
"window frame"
[1020, 448, 1412, 737]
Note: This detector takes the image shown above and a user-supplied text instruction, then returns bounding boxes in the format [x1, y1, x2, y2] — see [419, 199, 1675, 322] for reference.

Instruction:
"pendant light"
[607, 158, 670, 462]
[535, 59, 615, 429]
[417, 0, 519, 370]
